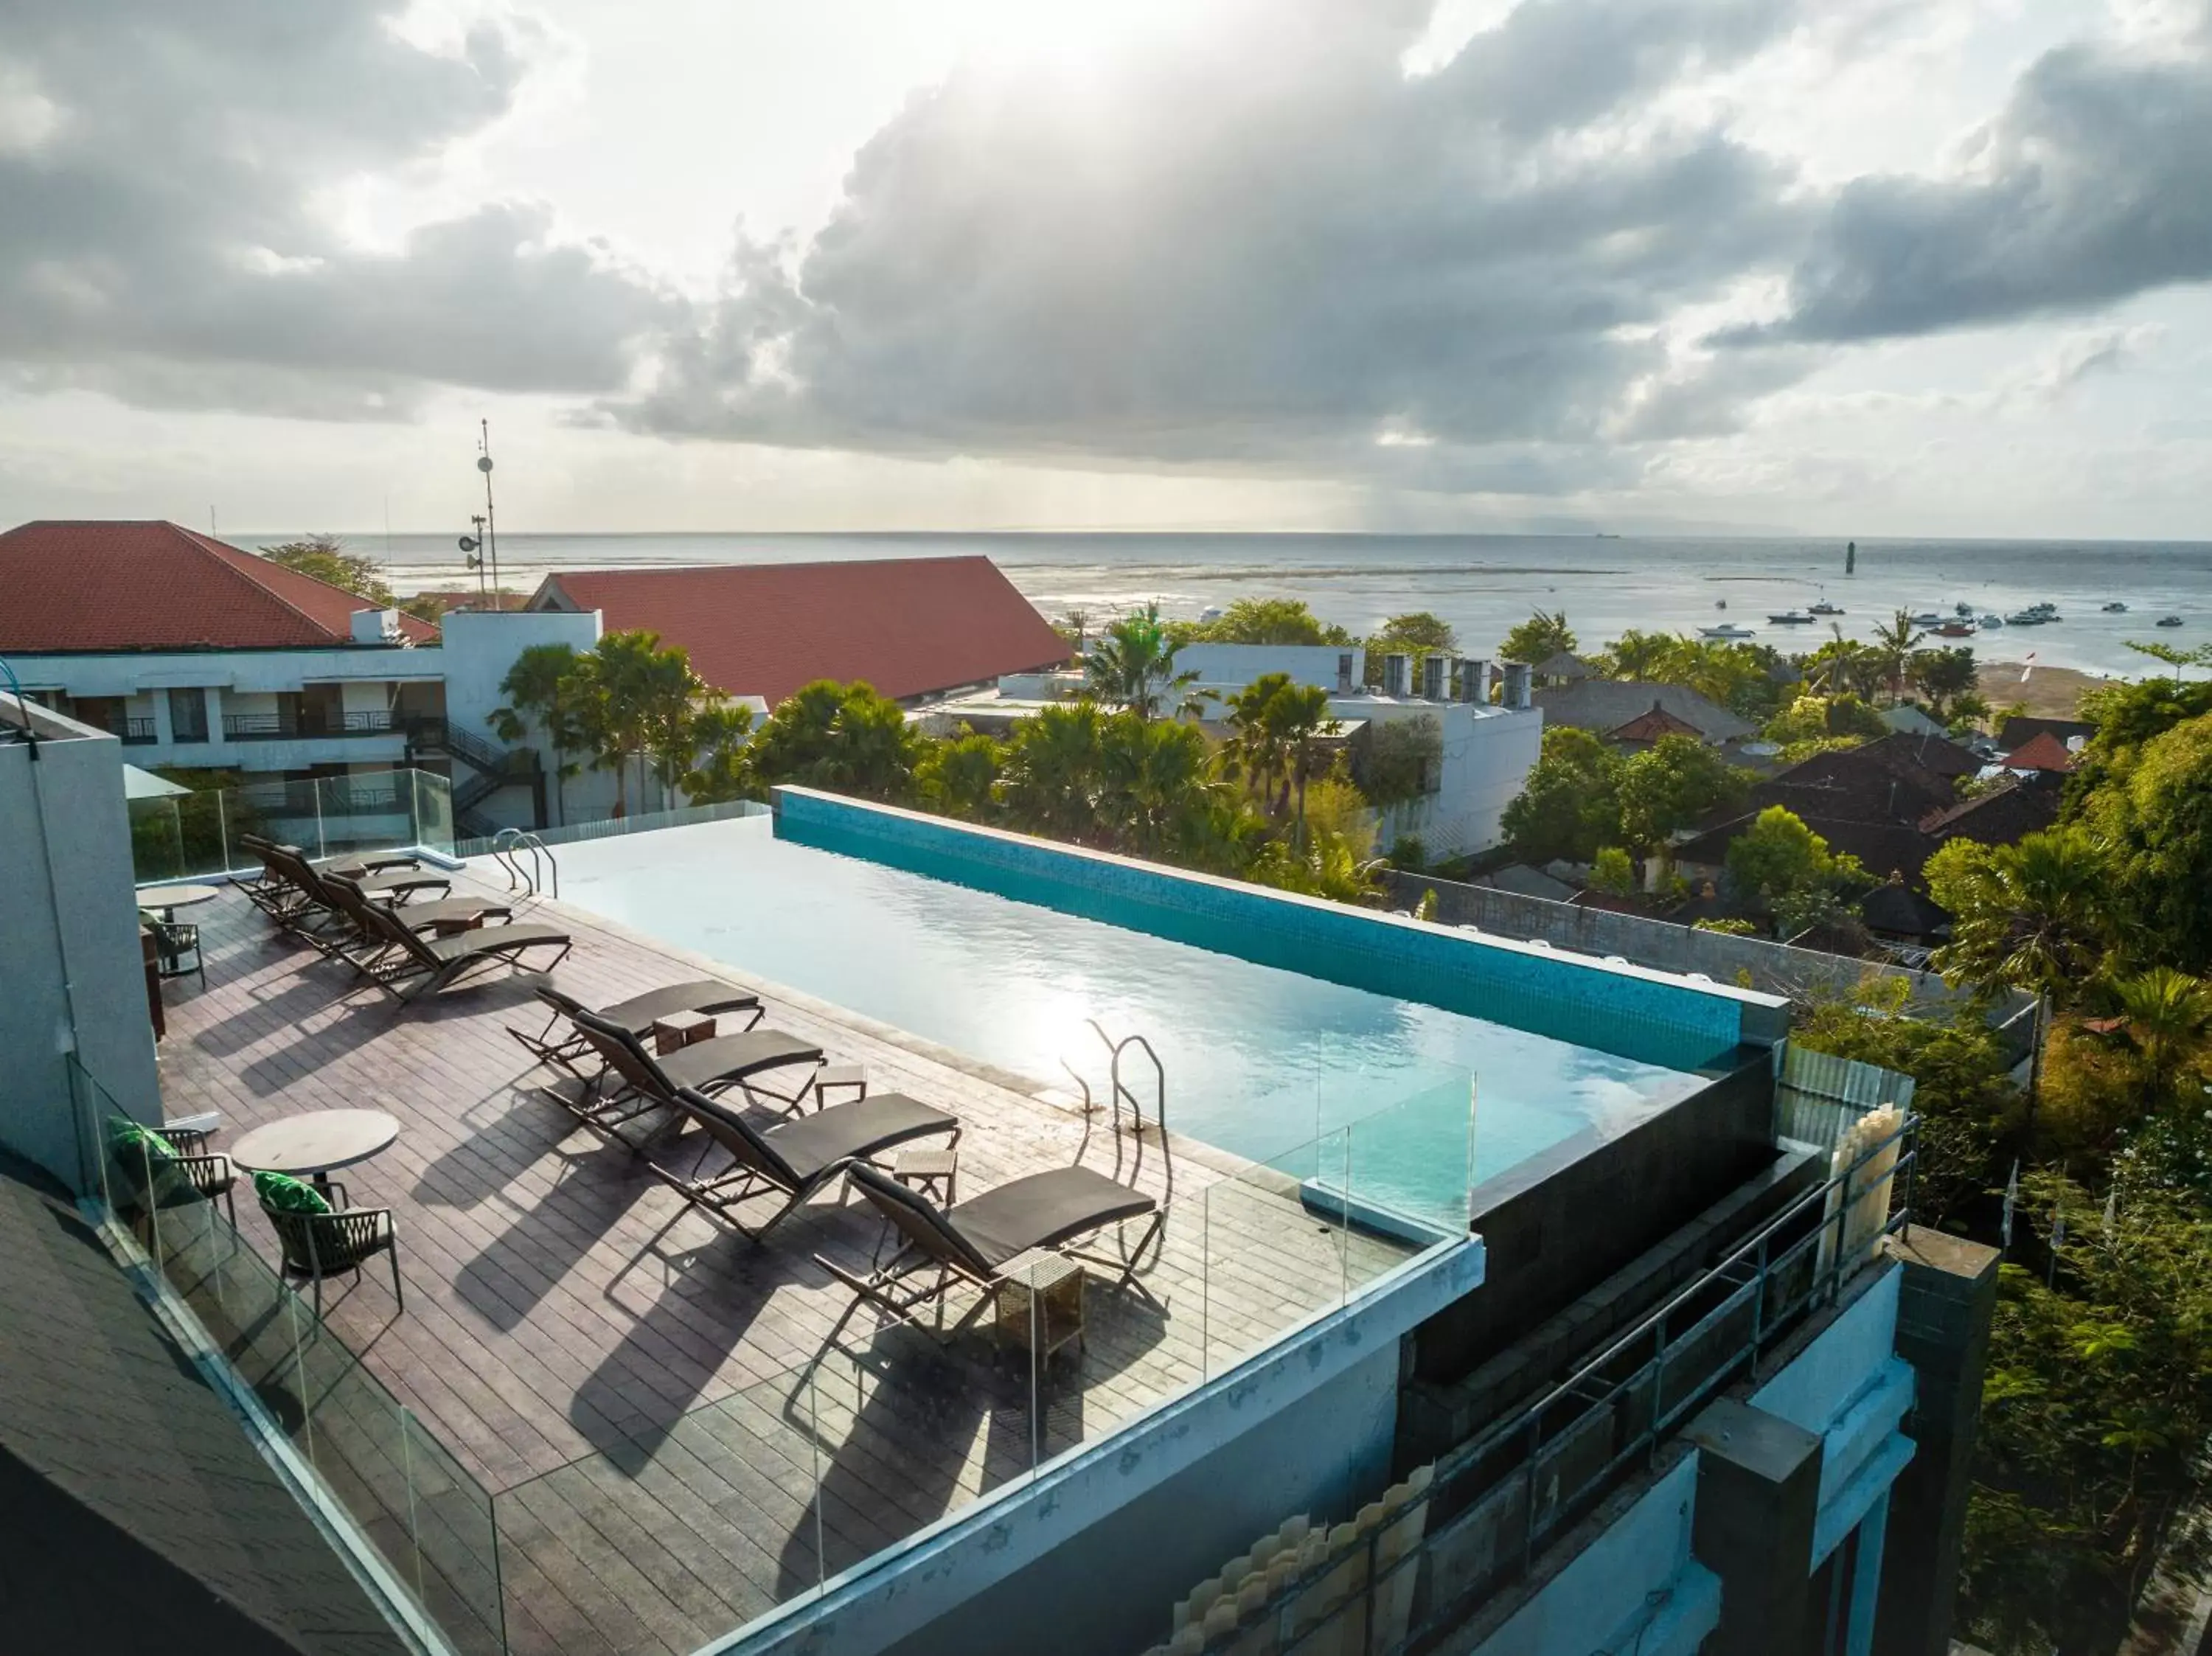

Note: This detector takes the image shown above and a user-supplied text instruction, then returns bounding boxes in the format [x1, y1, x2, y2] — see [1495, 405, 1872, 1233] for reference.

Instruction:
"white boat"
[1980, 613, 2003, 627]
[1767, 610, 1815, 625]
[1809, 599, 1845, 616]
[2157, 615, 2185, 628]
[1699, 623, 1756, 640]
[1908, 611, 1944, 627]
[2005, 610, 2045, 626]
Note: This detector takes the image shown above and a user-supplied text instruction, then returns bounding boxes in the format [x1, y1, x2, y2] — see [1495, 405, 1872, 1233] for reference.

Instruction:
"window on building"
[167, 688, 209, 743]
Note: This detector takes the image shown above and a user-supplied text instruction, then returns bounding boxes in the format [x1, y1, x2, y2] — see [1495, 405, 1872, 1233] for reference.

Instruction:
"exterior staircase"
[403, 719, 542, 841]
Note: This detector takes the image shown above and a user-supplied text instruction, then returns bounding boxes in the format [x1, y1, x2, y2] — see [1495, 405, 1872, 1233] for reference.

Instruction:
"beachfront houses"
[5, 683, 1997, 1656]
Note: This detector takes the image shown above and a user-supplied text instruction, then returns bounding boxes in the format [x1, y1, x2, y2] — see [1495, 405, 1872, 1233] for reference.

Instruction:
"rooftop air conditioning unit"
[1382, 653, 1411, 697]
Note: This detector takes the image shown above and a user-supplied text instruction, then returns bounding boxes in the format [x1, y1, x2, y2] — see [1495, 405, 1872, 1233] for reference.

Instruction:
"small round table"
[136, 883, 223, 920]
[230, 1109, 400, 1197]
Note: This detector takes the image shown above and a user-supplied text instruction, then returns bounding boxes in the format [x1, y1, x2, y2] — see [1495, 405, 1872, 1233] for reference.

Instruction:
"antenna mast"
[477, 420, 500, 608]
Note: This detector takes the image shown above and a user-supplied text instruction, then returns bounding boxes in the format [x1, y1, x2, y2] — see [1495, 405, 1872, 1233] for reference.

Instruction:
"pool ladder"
[1061, 1019, 1173, 1203]
[491, 827, 559, 900]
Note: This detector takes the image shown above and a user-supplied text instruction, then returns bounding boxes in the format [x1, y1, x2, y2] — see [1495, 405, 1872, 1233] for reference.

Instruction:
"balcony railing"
[119, 717, 158, 745]
[219, 709, 419, 741]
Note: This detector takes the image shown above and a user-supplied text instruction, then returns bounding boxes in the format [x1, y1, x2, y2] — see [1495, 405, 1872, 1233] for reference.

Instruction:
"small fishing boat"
[1980, 613, 2003, 627]
[2005, 610, 2046, 626]
[1699, 622, 1757, 640]
[1767, 610, 1815, 625]
[2102, 602, 2128, 613]
[1935, 621, 1975, 638]
[2157, 615, 2185, 628]
[1715, 598, 1727, 609]
[1908, 610, 1944, 627]
[1809, 599, 1844, 616]
[1954, 601, 1974, 618]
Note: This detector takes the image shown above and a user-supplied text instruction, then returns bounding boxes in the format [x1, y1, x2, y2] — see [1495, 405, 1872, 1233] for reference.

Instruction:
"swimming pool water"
[540, 818, 1711, 1227]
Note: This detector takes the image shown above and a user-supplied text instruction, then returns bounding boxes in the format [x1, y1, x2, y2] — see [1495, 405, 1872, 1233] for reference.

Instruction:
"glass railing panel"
[126, 796, 187, 883]
[413, 769, 456, 856]
[125, 768, 456, 882]
[70, 1062, 506, 1655]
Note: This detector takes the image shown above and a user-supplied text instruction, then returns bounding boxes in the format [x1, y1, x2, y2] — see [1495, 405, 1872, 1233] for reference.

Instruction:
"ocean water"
[355, 529, 2212, 678]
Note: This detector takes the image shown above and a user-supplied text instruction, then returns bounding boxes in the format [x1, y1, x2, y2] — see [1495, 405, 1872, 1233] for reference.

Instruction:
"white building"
[913, 642, 1544, 860]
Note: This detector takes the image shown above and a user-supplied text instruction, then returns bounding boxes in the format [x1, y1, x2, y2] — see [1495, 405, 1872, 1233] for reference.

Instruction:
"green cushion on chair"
[107, 1117, 178, 1170]
[253, 1169, 333, 1216]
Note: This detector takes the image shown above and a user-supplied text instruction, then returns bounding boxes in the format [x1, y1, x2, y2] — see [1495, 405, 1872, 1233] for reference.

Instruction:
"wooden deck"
[151, 875, 1414, 1656]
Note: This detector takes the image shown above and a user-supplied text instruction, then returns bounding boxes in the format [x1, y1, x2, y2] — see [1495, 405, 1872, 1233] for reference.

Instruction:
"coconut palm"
[1001, 702, 1105, 839]
[1084, 605, 1199, 721]
[490, 642, 583, 825]
[1870, 609, 1925, 703]
[1602, 628, 1684, 682]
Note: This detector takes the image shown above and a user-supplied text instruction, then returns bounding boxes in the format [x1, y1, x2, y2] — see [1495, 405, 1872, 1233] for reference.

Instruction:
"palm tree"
[1084, 605, 1199, 720]
[1221, 673, 1293, 810]
[1267, 681, 1338, 838]
[2104, 968, 2212, 1102]
[1870, 609, 1925, 703]
[490, 642, 582, 825]
[1001, 702, 1105, 839]
[1603, 628, 1683, 682]
[1098, 715, 1215, 855]
[1931, 828, 2113, 1004]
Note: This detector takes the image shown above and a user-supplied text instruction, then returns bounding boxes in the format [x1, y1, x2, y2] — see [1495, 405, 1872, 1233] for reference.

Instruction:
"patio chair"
[248, 839, 453, 934]
[347, 900, 573, 1003]
[656, 1085, 959, 1242]
[237, 832, 436, 925]
[563, 1008, 824, 1138]
[254, 1172, 402, 1319]
[508, 978, 765, 1085]
[821, 1161, 1164, 1340]
[141, 914, 205, 989]
[315, 872, 515, 974]
[105, 1117, 237, 1227]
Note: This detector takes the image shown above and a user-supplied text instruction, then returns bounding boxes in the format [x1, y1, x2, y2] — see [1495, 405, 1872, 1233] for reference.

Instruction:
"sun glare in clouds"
[941, 0, 1225, 76]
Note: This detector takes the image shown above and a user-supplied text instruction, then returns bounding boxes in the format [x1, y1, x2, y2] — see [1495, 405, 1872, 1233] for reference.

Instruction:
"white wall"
[0, 697, 164, 1186]
[1335, 697, 1544, 859]
[438, 608, 613, 827]
[1179, 642, 1363, 693]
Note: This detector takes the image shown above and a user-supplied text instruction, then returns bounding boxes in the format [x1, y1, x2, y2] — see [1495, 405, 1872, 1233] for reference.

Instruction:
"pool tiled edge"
[773, 787, 1789, 1067]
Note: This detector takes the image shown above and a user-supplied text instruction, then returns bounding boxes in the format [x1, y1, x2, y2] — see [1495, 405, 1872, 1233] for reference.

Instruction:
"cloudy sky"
[1, 0, 2208, 537]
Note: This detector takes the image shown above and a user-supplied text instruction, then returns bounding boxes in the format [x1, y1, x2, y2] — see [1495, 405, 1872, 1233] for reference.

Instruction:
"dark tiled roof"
[1532, 680, 1754, 742]
[1921, 777, 2062, 845]
[1860, 881, 1952, 939]
[1675, 812, 1939, 888]
[1483, 863, 1579, 902]
[532, 557, 1071, 703]
[1751, 776, 1943, 827]
[0, 521, 434, 651]
[1997, 715, 2096, 750]
[0, 1153, 405, 1655]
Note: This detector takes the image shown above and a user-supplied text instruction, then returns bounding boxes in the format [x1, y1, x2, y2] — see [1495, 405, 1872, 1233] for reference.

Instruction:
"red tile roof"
[533, 557, 1071, 703]
[0, 521, 435, 652]
[2001, 731, 2076, 772]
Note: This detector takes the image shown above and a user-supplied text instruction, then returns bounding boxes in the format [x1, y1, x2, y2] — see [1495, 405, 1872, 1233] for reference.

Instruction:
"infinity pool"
[539, 817, 1714, 1228]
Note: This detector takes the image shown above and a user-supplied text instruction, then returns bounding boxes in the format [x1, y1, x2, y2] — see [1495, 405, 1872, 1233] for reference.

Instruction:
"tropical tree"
[1961, 1174, 2212, 1656]
[1097, 714, 1218, 856]
[1364, 612, 1460, 687]
[1084, 605, 1198, 720]
[1723, 806, 1868, 936]
[1500, 610, 1576, 665]
[740, 680, 923, 803]
[1220, 673, 1295, 813]
[1600, 628, 1683, 682]
[1924, 828, 2114, 1003]
[1908, 645, 1980, 723]
[1616, 734, 1747, 851]
[1353, 714, 1444, 813]
[490, 642, 584, 825]
[554, 630, 707, 818]
[1589, 846, 1638, 897]
[1499, 726, 1624, 862]
[1868, 608, 1925, 701]
[2076, 711, 2212, 973]
[1175, 598, 1354, 646]
[2099, 967, 2212, 1107]
[915, 729, 1004, 821]
[1000, 702, 1105, 839]
[259, 534, 394, 607]
[678, 701, 758, 804]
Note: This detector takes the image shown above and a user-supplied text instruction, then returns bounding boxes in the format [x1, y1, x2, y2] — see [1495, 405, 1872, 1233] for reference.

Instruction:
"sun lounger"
[564, 1009, 824, 1135]
[243, 837, 451, 930]
[347, 900, 572, 1003]
[508, 979, 765, 1084]
[654, 1085, 959, 1241]
[316, 872, 516, 973]
[822, 1161, 1163, 1338]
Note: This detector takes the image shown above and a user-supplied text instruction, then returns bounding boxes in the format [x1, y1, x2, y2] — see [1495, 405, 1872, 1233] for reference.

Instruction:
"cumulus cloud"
[618, 0, 1810, 488]
[0, 0, 674, 417]
[1750, 10, 2212, 344]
